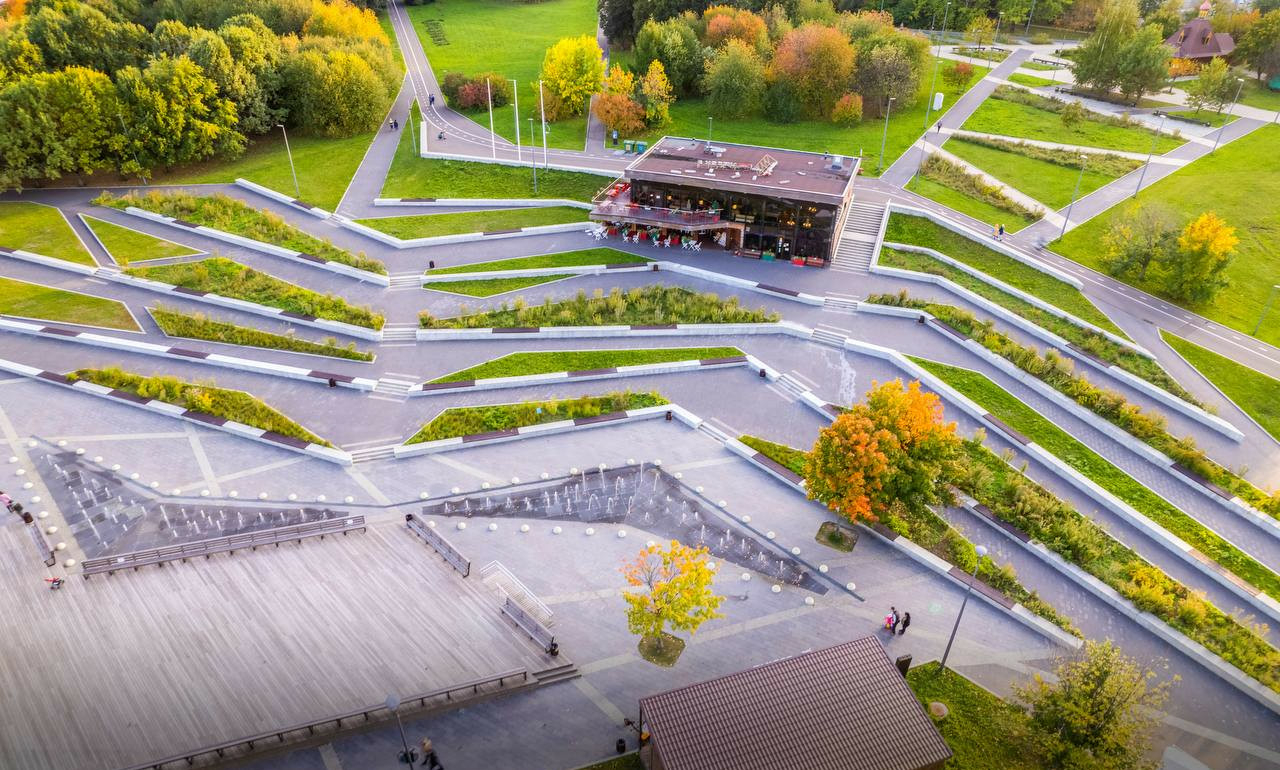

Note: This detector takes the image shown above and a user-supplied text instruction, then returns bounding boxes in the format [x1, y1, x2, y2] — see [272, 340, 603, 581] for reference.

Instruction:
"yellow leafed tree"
[539, 35, 604, 117]
[621, 540, 724, 662]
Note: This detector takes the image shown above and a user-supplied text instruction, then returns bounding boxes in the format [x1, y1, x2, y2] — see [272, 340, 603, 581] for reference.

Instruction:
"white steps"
[388, 273, 423, 291]
[532, 662, 581, 685]
[350, 444, 397, 464]
[696, 421, 732, 444]
[811, 328, 847, 347]
[382, 324, 418, 342]
[832, 201, 885, 273]
[373, 378, 415, 397]
[775, 374, 810, 400]
[823, 296, 859, 313]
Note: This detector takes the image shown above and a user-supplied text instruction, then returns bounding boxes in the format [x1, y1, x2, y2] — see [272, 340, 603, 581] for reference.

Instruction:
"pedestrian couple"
[418, 738, 443, 769]
[389, 118, 401, 131]
[992, 223, 1006, 241]
[883, 606, 911, 636]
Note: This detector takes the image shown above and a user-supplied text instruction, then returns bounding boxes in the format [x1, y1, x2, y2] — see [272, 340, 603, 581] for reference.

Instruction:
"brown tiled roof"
[639, 636, 952, 770]
[1165, 18, 1235, 59]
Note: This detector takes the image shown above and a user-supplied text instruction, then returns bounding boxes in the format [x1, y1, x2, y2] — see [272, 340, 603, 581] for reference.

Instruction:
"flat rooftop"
[624, 136, 858, 206]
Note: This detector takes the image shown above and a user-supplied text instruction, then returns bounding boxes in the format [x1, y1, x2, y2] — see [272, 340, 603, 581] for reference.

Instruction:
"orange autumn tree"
[803, 379, 960, 523]
[621, 540, 723, 660]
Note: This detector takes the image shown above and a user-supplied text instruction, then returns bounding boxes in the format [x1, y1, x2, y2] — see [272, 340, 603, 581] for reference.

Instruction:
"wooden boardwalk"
[0, 516, 548, 770]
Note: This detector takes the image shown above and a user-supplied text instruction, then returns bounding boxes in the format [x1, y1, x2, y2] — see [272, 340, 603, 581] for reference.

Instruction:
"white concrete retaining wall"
[0, 356, 351, 465]
[98, 271, 384, 342]
[0, 318, 377, 391]
[421, 264, 655, 283]
[375, 197, 592, 209]
[887, 203, 1084, 288]
[334, 216, 592, 249]
[415, 322, 809, 342]
[234, 178, 333, 219]
[419, 149, 619, 178]
[960, 496, 1280, 716]
[0, 247, 98, 276]
[120, 206, 390, 286]
[412, 357, 749, 395]
[392, 405, 672, 458]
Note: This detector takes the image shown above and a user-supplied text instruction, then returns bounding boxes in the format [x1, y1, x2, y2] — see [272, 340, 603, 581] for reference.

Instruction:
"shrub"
[408, 391, 667, 442]
[918, 154, 1044, 221]
[830, 92, 862, 125]
[1030, 32, 1052, 45]
[151, 307, 372, 361]
[941, 60, 974, 90]
[763, 79, 802, 123]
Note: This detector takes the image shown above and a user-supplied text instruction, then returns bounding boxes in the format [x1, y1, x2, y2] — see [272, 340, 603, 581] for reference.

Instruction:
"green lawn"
[408, 0, 592, 150]
[915, 357, 1280, 602]
[962, 98, 1182, 153]
[738, 434, 808, 475]
[0, 202, 94, 265]
[1051, 125, 1280, 347]
[128, 258, 385, 329]
[431, 346, 742, 382]
[0, 275, 138, 331]
[576, 753, 643, 770]
[943, 138, 1129, 209]
[407, 391, 666, 442]
[1181, 75, 1280, 112]
[1007, 72, 1056, 88]
[1165, 108, 1237, 128]
[425, 274, 576, 296]
[1162, 331, 1280, 442]
[627, 63, 990, 174]
[152, 130, 376, 212]
[906, 662, 1037, 770]
[82, 215, 199, 265]
[151, 308, 373, 361]
[1021, 60, 1067, 71]
[428, 248, 649, 274]
[357, 206, 587, 239]
[904, 174, 1040, 231]
[385, 103, 609, 200]
[883, 213, 1124, 336]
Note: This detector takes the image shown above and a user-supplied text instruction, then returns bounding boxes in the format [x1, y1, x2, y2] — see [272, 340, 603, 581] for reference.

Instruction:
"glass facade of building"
[627, 179, 840, 263]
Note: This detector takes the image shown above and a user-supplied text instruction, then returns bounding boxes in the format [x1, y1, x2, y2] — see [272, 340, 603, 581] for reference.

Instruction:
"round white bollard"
[63, 559, 76, 568]
[45, 526, 57, 535]
[488, 523, 498, 532]
[481, 482, 490, 490]
[540, 473, 549, 480]
[791, 547, 801, 556]
[93, 456, 103, 463]
[674, 472, 682, 480]
[149, 482, 160, 489]
[819, 564, 829, 574]
[585, 527, 595, 536]
[55, 542, 66, 551]
[75, 448, 85, 456]
[29, 496, 40, 504]
[804, 597, 815, 606]
[695, 486, 704, 493]
[57, 440, 67, 447]
[228, 491, 239, 498]
[21, 482, 32, 490]
[766, 531, 776, 540]
[646, 540, 656, 548]
[14, 469, 25, 476]
[570, 467, 579, 475]
[316, 495, 327, 502]
[258, 492, 269, 500]
[456, 521, 467, 531]
[741, 515, 751, 524]
[717, 500, 727, 508]
[846, 582, 857, 592]
[171, 489, 182, 497]
[427, 520, 437, 528]
[111, 464, 120, 472]
[7, 456, 16, 464]
[130, 473, 140, 480]
[617, 530, 627, 538]
[420, 492, 430, 500]
[451, 487, 461, 495]
[708, 561, 718, 571]
[286, 493, 297, 501]
[344, 496, 354, 504]
[653, 460, 662, 467]
[771, 584, 782, 594]
[36, 511, 48, 520]
[598, 464, 607, 471]
[552, 526, 562, 535]
[627, 458, 636, 466]
[740, 572, 751, 582]
[511, 477, 520, 484]
[26, 440, 35, 448]
[201, 490, 212, 498]
[520, 524, 530, 533]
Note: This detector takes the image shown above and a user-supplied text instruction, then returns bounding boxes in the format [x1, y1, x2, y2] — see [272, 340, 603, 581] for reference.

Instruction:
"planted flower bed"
[431, 347, 742, 382]
[96, 191, 386, 274]
[151, 308, 373, 361]
[69, 367, 330, 446]
[419, 286, 779, 328]
[406, 391, 668, 443]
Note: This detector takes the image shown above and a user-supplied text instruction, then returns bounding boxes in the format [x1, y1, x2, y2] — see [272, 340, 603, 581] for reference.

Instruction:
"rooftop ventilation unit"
[830, 154, 844, 171]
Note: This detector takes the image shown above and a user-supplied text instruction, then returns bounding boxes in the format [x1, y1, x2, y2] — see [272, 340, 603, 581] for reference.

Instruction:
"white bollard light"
[791, 547, 801, 556]
[63, 559, 76, 568]
[488, 523, 498, 532]
[420, 492, 430, 500]
[617, 530, 627, 538]
[740, 572, 751, 582]
[585, 527, 595, 536]
[804, 596, 815, 606]
[344, 496, 355, 504]
[520, 524, 530, 533]
[286, 493, 297, 501]
[552, 526, 562, 535]
[258, 492, 269, 500]
[457, 521, 467, 531]
[819, 564, 829, 574]
[771, 585, 781, 593]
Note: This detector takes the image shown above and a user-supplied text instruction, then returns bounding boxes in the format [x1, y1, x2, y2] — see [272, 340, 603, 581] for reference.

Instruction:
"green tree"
[1156, 211, 1238, 303]
[1184, 57, 1240, 112]
[856, 44, 920, 118]
[218, 14, 286, 134]
[24, 0, 146, 72]
[703, 38, 766, 118]
[772, 22, 856, 117]
[1143, 0, 1184, 38]
[634, 17, 703, 94]
[1100, 201, 1178, 281]
[638, 59, 674, 126]
[0, 25, 44, 83]
[1015, 640, 1174, 770]
[114, 55, 242, 175]
[280, 44, 389, 135]
[1070, 0, 1140, 95]
[1240, 10, 1280, 80]
[0, 66, 119, 189]
[1114, 25, 1170, 103]
[621, 541, 724, 661]
[539, 35, 604, 116]
[965, 15, 996, 47]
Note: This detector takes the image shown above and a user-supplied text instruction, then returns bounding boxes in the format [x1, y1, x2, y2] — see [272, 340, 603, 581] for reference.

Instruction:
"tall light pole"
[916, 1, 952, 181]
[1060, 154, 1087, 239]
[1025, 0, 1038, 36]
[1133, 113, 1165, 198]
[528, 117, 538, 194]
[1210, 79, 1244, 153]
[486, 78, 497, 159]
[1254, 284, 1280, 335]
[877, 96, 896, 173]
[707, 116, 713, 143]
[990, 12, 1004, 68]
[510, 78, 521, 163]
[538, 79, 549, 169]
[938, 545, 987, 674]
[384, 694, 416, 765]
[276, 123, 299, 199]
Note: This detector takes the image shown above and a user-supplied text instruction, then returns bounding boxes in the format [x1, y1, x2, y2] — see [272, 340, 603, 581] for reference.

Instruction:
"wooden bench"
[27, 525, 55, 567]
[502, 596, 557, 654]
[405, 514, 471, 576]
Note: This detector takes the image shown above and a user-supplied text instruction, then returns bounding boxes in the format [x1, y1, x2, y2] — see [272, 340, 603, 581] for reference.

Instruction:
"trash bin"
[635, 141, 648, 154]
[623, 139, 635, 153]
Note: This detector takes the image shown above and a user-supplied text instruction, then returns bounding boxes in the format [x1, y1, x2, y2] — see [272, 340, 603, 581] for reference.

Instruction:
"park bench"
[405, 514, 471, 576]
[27, 524, 55, 567]
[501, 596, 557, 655]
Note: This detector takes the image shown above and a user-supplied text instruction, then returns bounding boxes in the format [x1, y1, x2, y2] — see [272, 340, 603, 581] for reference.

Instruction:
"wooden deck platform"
[0, 516, 549, 770]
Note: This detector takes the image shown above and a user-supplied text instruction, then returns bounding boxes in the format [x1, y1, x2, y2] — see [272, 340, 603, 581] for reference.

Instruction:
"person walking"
[428, 93, 436, 107]
[898, 612, 911, 635]
[890, 606, 901, 635]
[419, 738, 443, 769]
[997, 223, 1005, 241]
[884, 606, 896, 632]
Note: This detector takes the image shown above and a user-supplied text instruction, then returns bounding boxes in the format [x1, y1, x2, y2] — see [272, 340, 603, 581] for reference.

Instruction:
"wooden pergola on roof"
[638, 637, 953, 770]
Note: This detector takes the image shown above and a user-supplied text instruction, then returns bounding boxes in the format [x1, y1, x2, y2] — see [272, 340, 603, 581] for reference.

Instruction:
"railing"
[502, 597, 556, 654]
[405, 514, 471, 576]
[116, 668, 529, 770]
[479, 560, 553, 624]
[28, 524, 55, 567]
[81, 516, 366, 578]
[591, 200, 722, 228]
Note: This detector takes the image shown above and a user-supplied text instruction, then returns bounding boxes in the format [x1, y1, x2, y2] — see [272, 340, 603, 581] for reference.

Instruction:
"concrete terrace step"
[374, 378, 416, 396]
[531, 662, 580, 686]
[823, 296, 859, 313]
[696, 421, 731, 444]
[811, 328, 847, 347]
[350, 444, 397, 463]
[775, 374, 810, 399]
[382, 325, 418, 341]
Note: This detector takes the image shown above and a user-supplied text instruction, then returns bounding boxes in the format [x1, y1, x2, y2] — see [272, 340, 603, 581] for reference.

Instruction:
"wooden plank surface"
[0, 517, 547, 770]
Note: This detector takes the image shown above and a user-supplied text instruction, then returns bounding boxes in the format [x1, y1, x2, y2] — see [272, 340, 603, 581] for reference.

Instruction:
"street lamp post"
[938, 545, 987, 674]
[486, 78, 497, 159]
[990, 12, 1004, 68]
[528, 117, 539, 193]
[1059, 154, 1087, 240]
[877, 97, 896, 173]
[1133, 113, 1165, 198]
[707, 116, 713, 144]
[384, 694, 417, 765]
[276, 123, 299, 199]
[917, 1, 953, 181]
[1211, 79, 1245, 153]
[510, 78, 521, 163]
[1025, 0, 1038, 36]
[1254, 284, 1280, 335]
[538, 79, 549, 169]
